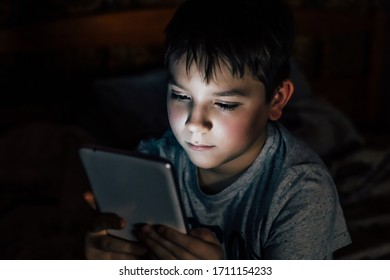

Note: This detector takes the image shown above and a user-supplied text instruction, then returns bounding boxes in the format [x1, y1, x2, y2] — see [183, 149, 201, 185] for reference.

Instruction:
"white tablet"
[79, 146, 188, 241]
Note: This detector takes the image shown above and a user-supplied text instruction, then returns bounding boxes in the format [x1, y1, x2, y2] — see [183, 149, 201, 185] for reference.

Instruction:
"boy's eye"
[171, 91, 191, 102]
[215, 102, 240, 111]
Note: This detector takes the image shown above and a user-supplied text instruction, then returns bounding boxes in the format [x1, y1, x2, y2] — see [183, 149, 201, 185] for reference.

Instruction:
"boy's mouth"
[186, 142, 215, 151]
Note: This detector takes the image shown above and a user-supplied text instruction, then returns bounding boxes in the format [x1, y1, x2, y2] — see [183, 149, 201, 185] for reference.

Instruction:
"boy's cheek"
[218, 119, 262, 143]
[168, 106, 187, 127]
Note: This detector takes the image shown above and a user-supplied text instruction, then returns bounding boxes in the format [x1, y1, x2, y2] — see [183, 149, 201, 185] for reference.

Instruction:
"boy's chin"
[188, 155, 220, 170]
[187, 153, 231, 171]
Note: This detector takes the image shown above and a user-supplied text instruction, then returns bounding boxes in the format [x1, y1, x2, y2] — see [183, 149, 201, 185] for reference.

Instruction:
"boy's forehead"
[167, 57, 258, 86]
[167, 59, 266, 97]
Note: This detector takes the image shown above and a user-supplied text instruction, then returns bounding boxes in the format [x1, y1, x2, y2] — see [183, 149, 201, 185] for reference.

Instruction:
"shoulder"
[268, 122, 337, 201]
[273, 121, 325, 167]
[263, 126, 348, 257]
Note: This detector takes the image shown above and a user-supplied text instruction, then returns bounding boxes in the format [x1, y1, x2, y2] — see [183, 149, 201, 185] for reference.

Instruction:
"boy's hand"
[83, 191, 223, 259]
[83, 191, 148, 260]
[85, 228, 148, 260]
[136, 224, 224, 260]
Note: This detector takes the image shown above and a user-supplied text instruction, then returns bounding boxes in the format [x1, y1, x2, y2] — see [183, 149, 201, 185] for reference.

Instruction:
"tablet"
[79, 146, 188, 241]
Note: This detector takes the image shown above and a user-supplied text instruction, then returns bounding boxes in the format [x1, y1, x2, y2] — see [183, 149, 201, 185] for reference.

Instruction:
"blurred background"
[0, 0, 389, 259]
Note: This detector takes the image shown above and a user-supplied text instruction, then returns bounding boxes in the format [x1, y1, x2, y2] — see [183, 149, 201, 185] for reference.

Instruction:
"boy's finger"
[100, 235, 148, 256]
[151, 225, 223, 259]
[89, 212, 126, 232]
[86, 231, 146, 260]
[138, 225, 197, 260]
[190, 228, 220, 246]
[83, 191, 96, 210]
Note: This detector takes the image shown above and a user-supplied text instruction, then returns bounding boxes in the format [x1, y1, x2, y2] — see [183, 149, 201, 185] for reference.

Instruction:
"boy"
[85, 0, 351, 259]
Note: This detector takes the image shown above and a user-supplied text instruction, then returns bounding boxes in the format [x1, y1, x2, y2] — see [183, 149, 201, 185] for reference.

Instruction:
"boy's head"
[164, 0, 295, 102]
[164, 0, 295, 176]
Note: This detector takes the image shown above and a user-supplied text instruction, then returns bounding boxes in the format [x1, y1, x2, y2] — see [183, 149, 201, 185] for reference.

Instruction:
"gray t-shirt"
[138, 121, 351, 259]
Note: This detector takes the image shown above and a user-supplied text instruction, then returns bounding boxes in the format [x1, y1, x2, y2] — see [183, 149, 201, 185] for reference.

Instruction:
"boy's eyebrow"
[168, 74, 249, 97]
[211, 90, 248, 97]
[167, 74, 188, 91]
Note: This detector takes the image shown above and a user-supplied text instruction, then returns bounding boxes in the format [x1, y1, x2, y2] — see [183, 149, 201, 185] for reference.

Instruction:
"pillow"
[284, 60, 364, 158]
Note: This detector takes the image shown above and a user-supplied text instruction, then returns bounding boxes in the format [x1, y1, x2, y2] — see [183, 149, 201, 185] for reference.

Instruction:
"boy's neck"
[198, 168, 243, 195]
[197, 133, 267, 194]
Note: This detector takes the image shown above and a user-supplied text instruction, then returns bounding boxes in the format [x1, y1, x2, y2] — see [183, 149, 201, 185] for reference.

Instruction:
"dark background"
[0, 0, 389, 259]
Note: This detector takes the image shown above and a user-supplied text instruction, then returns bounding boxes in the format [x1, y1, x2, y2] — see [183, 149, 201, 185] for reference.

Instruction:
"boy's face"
[167, 57, 272, 173]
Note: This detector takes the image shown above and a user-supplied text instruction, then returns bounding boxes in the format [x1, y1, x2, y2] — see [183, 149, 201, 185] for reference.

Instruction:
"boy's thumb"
[83, 191, 96, 210]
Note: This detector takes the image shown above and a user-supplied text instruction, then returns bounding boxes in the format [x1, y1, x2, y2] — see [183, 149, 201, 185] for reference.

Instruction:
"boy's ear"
[269, 80, 294, 121]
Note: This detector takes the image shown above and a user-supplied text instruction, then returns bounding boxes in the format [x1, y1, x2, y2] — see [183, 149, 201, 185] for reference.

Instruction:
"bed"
[0, 3, 389, 259]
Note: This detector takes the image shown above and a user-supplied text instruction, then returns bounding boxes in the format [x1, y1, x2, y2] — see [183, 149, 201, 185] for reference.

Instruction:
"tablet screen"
[79, 146, 188, 241]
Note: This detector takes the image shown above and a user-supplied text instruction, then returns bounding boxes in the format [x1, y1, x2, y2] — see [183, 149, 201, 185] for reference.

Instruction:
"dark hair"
[164, 0, 295, 102]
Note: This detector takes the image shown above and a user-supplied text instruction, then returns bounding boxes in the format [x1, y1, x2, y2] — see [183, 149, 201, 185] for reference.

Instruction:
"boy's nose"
[186, 106, 212, 134]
